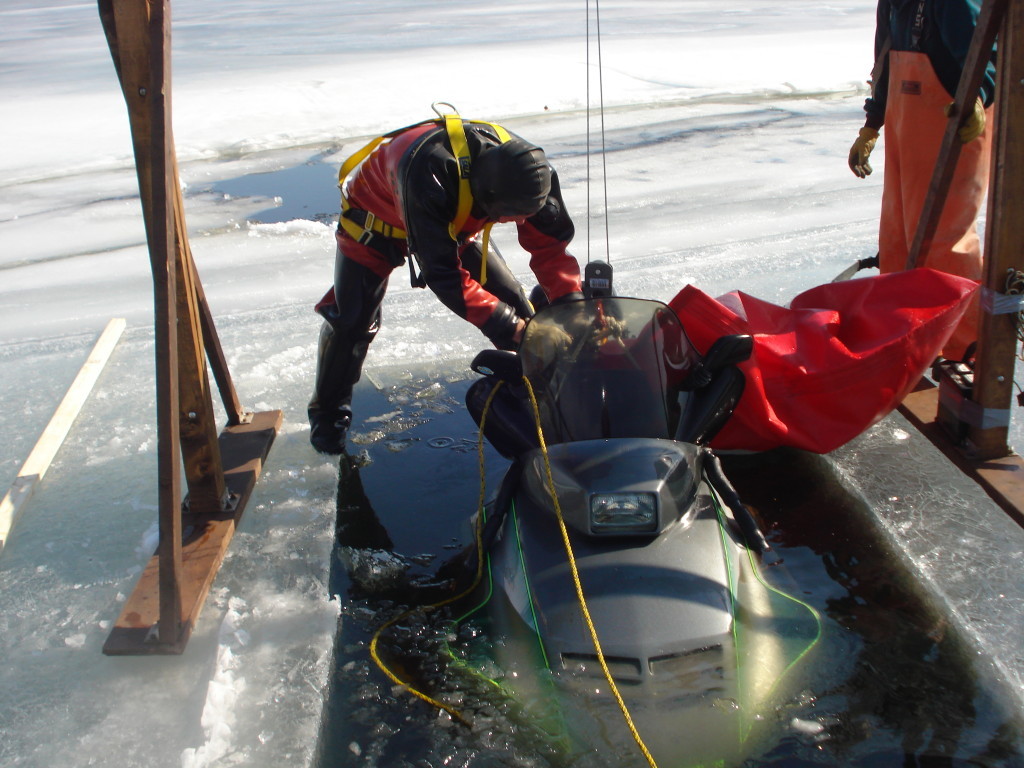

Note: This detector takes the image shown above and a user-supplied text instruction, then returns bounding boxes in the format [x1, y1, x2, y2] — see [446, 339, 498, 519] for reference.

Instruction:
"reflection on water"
[723, 449, 1024, 768]
[317, 450, 577, 768]
[313, 378, 1023, 768]
[211, 153, 340, 224]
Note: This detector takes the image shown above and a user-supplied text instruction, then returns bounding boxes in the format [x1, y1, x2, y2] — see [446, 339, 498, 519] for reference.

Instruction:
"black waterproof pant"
[308, 251, 387, 421]
[309, 238, 532, 421]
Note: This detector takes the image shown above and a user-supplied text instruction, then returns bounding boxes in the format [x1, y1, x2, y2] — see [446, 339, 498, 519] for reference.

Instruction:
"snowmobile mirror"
[471, 349, 523, 382]
[680, 334, 754, 390]
[703, 334, 753, 371]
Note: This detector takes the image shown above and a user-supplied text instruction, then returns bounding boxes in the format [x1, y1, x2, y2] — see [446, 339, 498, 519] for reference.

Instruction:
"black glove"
[481, 303, 521, 350]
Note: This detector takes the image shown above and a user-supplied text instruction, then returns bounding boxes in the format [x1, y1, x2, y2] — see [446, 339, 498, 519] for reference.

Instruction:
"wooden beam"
[172, 162, 228, 514]
[194, 266, 246, 426]
[99, 0, 185, 644]
[899, 381, 1024, 529]
[103, 409, 283, 655]
[970, 0, 1024, 458]
[0, 319, 126, 552]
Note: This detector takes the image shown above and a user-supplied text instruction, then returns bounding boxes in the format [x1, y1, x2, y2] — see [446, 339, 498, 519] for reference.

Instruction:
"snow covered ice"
[1, 1, 1022, 766]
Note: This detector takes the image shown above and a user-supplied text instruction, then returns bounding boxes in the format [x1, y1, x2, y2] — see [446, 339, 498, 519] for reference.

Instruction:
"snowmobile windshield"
[519, 297, 699, 444]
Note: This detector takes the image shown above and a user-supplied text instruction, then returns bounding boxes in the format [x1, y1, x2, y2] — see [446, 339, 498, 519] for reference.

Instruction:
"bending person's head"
[471, 138, 552, 220]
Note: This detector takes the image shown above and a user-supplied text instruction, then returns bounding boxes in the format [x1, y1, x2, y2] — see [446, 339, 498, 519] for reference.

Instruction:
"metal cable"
[585, 0, 612, 265]
[594, 0, 611, 262]
[585, 0, 592, 265]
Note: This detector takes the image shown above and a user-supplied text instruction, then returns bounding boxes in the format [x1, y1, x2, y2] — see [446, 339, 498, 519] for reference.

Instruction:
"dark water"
[309, 373, 1024, 768]
[212, 153, 340, 224]
[723, 449, 1023, 768]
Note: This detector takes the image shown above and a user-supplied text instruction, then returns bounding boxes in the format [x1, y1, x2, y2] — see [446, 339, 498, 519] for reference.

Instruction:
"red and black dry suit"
[309, 121, 583, 421]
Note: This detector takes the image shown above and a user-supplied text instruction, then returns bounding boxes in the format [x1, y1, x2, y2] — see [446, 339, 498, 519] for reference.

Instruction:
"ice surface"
[829, 417, 1024, 709]
[2, 0, 1022, 766]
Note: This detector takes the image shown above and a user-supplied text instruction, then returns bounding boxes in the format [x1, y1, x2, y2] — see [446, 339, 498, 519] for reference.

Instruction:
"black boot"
[308, 314, 375, 454]
[309, 405, 352, 455]
[308, 252, 386, 454]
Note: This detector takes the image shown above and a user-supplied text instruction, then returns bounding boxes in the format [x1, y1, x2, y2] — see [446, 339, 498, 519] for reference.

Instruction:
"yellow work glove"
[848, 127, 879, 178]
[945, 97, 986, 143]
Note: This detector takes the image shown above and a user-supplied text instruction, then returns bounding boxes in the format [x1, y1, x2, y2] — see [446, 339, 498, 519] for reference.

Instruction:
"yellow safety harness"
[336, 106, 512, 285]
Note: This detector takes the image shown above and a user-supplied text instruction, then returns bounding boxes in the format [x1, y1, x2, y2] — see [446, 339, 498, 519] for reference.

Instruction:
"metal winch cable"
[586, 0, 612, 267]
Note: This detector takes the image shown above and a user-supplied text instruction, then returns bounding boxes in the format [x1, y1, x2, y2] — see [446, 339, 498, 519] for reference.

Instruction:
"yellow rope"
[367, 380, 504, 726]
[368, 615, 470, 724]
[368, 370, 659, 768]
[520, 375, 659, 768]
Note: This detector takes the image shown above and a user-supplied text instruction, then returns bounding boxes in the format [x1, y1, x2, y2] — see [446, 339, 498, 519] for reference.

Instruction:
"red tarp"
[669, 268, 978, 454]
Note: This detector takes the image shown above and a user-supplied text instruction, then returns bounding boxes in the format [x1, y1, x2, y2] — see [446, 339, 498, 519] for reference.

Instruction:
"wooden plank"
[0, 318, 126, 552]
[194, 267, 245, 426]
[898, 381, 1024, 529]
[173, 172, 228, 514]
[103, 409, 283, 655]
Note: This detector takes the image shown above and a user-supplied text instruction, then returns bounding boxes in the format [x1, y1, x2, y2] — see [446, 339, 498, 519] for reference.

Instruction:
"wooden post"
[98, 0, 282, 655]
[970, 0, 1024, 458]
[898, 0, 1024, 518]
[98, 0, 185, 643]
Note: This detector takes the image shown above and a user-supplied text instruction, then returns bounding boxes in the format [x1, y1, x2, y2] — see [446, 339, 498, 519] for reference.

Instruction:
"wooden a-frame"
[98, 0, 283, 655]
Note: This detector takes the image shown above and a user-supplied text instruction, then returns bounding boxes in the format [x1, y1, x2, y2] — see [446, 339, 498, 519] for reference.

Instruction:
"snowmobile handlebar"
[470, 349, 522, 382]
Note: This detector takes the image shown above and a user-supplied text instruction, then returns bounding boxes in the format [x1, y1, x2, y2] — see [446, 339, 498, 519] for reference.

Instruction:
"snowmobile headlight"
[590, 492, 657, 533]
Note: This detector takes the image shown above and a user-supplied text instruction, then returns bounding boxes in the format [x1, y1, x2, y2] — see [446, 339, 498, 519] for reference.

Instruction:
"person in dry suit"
[848, 0, 996, 359]
[308, 114, 583, 454]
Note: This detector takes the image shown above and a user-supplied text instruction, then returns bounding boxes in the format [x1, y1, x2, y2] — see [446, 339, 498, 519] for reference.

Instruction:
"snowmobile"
[456, 274, 822, 767]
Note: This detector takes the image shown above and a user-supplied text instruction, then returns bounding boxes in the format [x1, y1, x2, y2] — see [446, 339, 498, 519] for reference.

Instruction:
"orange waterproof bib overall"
[879, 50, 993, 359]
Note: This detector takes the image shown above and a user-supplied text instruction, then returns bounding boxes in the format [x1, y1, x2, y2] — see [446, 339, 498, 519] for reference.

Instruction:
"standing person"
[848, 0, 997, 359]
[308, 112, 583, 454]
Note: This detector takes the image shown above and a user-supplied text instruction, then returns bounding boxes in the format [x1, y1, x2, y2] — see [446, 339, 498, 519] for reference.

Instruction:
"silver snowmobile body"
[464, 295, 820, 766]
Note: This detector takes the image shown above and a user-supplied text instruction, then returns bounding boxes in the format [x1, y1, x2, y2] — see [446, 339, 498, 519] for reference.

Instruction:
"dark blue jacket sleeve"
[863, 0, 996, 129]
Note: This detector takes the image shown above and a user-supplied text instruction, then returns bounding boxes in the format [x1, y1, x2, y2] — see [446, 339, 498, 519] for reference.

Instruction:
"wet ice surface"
[829, 417, 1024, 709]
[0, 317, 340, 768]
